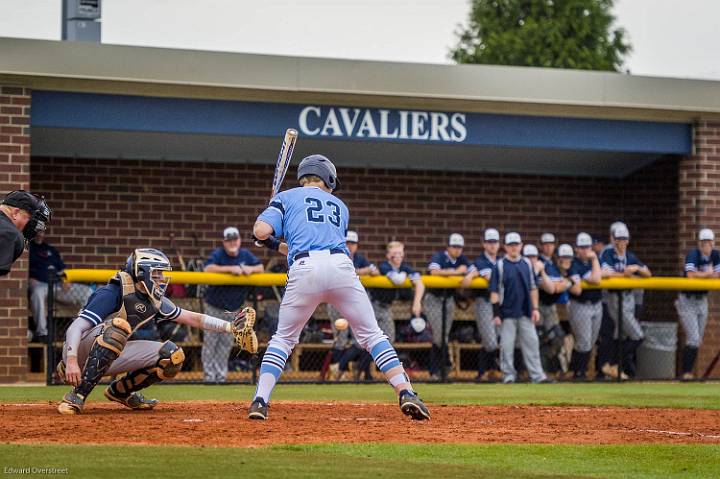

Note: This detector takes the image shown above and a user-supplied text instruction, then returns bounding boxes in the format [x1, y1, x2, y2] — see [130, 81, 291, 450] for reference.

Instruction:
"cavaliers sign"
[298, 106, 467, 143]
[33, 91, 692, 154]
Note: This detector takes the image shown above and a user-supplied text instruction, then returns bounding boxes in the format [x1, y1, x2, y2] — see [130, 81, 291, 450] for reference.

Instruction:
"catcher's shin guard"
[57, 391, 85, 415]
[74, 318, 132, 398]
[106, 340, 185, 408]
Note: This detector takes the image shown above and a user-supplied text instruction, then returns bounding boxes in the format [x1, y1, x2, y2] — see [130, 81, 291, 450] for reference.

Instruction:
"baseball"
[334, 318, 349, 330]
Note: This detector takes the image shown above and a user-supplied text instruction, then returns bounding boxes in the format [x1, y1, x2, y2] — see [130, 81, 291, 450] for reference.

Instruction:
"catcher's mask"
[2, 190, 52, 243]
[125, 248, 172, 308]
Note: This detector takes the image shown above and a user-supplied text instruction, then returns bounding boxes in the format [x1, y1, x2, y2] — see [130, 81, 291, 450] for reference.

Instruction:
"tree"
[451, 0, 631, 72]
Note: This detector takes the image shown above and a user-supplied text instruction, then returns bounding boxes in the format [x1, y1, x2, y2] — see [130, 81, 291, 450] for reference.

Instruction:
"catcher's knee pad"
[110, 341, 185, 396]
[154, 340, 185, 380]
[97, 318, 132, 355]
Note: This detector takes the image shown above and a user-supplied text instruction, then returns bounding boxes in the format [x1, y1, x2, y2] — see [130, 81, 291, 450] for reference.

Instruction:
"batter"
[249, 154, 430, 421]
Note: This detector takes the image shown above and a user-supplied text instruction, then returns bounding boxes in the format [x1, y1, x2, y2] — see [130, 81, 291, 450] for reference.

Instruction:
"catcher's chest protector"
[111, 272, 160, 331]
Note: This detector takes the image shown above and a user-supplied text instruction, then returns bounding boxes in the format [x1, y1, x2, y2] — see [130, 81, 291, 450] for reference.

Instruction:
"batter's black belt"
[293, 248, 345, 262]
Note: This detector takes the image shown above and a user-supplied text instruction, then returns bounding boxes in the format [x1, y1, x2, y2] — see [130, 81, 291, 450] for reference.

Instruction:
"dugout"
[1, 37, 720, 382]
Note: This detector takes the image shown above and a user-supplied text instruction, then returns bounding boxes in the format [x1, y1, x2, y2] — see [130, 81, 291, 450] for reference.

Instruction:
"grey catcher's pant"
[63, 323, 164, 376]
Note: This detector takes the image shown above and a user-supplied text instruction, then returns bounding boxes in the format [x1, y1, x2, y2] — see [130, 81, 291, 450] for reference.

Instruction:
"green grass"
[1, 444, 718, 479]
[2, 382, 720, 409]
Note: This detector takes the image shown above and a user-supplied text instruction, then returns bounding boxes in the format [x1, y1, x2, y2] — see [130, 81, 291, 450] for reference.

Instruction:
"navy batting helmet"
[297, 154, 340, 191]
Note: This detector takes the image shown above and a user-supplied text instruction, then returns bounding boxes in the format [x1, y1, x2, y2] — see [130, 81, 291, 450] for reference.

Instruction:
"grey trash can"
[636, 322, 677, 379]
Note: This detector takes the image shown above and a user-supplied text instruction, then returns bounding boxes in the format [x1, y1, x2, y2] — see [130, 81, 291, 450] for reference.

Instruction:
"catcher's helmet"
[2, 190, 52, 242]
[124, 248, 172, 307]
[297, 154, 340, 191]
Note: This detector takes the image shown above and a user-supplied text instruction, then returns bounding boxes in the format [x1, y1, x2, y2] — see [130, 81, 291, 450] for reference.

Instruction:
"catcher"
[56, 248, 257, 414]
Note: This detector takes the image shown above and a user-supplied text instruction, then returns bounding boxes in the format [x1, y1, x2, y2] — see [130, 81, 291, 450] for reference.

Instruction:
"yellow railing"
[62, 269, 720, 291]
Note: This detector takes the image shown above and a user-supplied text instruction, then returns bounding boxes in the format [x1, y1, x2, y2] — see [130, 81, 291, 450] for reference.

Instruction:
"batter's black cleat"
[104, 387, 159, 410]
[248, 397, 268, 420]
[399, 390, 430, 421]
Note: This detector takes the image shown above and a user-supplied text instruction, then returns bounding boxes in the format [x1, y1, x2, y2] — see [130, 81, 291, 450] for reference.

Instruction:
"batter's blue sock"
[254, 347, 288, 403]
[371, 340, 401, 373]
[371, 340, 413, 392]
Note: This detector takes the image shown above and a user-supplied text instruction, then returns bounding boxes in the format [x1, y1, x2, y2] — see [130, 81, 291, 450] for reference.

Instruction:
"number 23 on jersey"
[305, 197, 341, 227]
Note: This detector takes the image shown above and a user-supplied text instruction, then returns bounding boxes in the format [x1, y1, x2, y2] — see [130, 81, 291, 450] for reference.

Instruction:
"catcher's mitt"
[232, 307, 258, 354]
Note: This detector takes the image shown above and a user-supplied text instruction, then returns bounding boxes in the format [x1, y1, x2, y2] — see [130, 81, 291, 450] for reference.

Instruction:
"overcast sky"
[1, 0, 719, 81]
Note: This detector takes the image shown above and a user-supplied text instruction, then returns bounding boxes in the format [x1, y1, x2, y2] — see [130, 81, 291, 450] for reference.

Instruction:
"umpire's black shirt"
[0, 211, 24, 276]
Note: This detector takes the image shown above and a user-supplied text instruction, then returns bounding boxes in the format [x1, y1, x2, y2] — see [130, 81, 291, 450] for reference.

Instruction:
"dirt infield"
[2, 401, 719, 446]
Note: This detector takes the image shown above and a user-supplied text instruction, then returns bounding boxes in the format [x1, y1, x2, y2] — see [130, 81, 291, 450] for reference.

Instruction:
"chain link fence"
[32, 270, 713, 385]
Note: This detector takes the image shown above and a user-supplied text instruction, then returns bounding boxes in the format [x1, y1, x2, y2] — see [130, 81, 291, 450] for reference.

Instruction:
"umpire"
[490, 232, 548, 384]
[0, 190, 51, 276]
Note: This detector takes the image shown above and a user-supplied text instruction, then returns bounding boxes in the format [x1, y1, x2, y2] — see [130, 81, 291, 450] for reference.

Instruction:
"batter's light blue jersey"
[258, 186, 349, 265]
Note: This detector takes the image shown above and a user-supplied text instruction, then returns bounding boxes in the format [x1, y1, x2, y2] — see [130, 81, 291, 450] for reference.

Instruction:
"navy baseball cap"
[2, 190, 41, 214]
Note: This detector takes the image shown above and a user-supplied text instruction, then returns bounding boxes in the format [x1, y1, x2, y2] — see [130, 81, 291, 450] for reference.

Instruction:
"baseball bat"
[270, 128, 298, 200]
[255, 128, 298, 248]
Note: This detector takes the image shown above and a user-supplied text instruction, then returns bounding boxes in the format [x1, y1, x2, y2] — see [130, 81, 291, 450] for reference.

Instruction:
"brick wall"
[623, 157, 681, 325]
[679, 121, 720, 376]
[31, 157, 676, 269]
[0, 86, 31, 383]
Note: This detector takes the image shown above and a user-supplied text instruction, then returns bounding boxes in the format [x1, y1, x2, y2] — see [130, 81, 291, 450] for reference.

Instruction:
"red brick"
[0, 86, 24, 95]
[0, 83, 29, 383]
[0, 106, 23, 115]
[10, 97, 30, 106]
